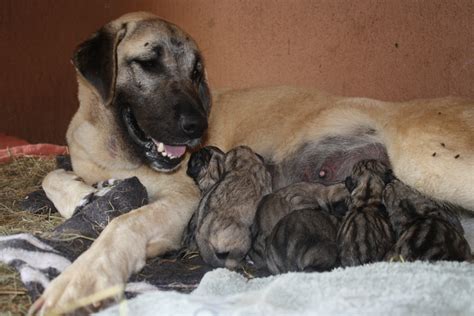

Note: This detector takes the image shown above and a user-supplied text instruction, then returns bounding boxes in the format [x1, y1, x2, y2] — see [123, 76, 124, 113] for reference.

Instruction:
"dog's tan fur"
[34, 12, 473, 313]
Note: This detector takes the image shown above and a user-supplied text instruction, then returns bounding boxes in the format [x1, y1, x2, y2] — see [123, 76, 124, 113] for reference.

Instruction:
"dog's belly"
[271, 134, 389, 189]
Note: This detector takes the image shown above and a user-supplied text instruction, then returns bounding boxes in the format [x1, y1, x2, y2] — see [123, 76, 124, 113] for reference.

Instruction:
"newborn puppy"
[337, 159, 395, 267]
[186, 146, 226, 192]
[250, 182, 349, 267]
[183, 146, 225, 249]
[383, 179, 472, 262]
[185, 145, 272, 269]
[266, 208, 339, 274]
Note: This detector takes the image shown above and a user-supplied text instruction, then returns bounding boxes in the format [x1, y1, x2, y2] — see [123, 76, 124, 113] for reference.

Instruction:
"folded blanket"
[98, 262, 474, 316]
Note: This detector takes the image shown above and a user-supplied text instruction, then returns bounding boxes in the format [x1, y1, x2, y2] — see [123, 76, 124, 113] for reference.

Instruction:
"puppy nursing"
[185, 146, 272, 268]
[251, 182, 349, 271]
[186, 146, 472, 274]
[337, 160, 395, 266]
[383, 179, 472, 262]
[265, 208, 340, 274]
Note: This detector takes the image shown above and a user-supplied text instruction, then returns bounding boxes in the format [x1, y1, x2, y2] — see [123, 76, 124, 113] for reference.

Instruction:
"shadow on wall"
[1, 0, 473, 144]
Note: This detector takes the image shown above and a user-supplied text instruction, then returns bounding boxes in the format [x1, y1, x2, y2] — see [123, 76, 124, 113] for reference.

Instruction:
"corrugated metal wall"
[1, 0, 473, 144]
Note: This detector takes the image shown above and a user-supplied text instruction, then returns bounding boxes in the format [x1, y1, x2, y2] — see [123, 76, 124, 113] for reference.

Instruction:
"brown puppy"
[34, 12, 474, 313]
[185, 146, 272, 269]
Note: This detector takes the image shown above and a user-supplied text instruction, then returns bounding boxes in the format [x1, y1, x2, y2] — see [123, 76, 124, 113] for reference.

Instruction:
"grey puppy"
[265, 208, 340, 274]
[185, 145, 272, 269]
[186, 146, 226, 193]
[337, 159, 395, 267]
[183, 145, 225, 249]
[250, 182, 349, 267]
[383, 179, 472, 262]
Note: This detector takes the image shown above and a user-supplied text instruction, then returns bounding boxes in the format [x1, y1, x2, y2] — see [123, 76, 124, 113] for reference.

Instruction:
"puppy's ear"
[255, 153, 265, 163]
[345, 176, 356, 193]
[206, 146, 225, 157]
[72, 24, 127, 105]
[383, 169, 395, 184]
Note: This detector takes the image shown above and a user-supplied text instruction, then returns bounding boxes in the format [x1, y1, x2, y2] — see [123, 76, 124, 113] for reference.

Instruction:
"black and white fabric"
[0, 176, 213, 301]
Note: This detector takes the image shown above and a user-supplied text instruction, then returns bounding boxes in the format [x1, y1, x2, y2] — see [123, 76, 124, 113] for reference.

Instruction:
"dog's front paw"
[29, 250, 124, 315]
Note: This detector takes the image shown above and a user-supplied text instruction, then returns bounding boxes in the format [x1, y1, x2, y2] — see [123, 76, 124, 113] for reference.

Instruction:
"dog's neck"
[66, 78, 143, 180]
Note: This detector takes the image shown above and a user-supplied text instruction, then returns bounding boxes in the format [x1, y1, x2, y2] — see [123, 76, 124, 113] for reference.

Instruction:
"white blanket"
[98, 261, 474, 316]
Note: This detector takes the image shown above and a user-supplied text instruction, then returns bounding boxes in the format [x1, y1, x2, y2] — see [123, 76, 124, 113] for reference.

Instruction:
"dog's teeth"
[157, 142, 164, 152]
[158, 147, 176, 159]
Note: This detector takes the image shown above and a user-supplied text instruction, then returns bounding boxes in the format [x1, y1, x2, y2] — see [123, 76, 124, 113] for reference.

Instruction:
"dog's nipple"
[319, 169, 326, 178]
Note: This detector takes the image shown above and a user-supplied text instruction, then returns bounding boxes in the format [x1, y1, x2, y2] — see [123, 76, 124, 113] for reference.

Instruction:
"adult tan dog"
[33, 11, 473, 313]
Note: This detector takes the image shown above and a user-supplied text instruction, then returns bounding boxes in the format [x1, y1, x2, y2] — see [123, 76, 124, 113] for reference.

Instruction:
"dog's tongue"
[164, 144, 186, 157]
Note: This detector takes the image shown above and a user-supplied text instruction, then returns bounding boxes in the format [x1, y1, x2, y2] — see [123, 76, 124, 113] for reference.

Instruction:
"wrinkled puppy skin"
[266, 208, 339, 274]
[383, 179, 472, 262]
[185, 146, 272, 269]
[338, 159, 395, 267]
[250, 182, 348, 267]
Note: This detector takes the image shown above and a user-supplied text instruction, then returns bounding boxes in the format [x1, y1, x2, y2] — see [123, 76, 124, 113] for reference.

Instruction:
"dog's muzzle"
[122, 107, 190, 171]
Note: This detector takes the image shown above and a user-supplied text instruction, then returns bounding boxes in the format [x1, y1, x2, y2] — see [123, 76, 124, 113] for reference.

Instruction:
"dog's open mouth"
[122, 107, 187, 171]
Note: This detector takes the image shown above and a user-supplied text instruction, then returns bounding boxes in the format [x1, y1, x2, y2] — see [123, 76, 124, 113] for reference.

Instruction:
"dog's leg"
[34, 176, 199, 313]
[42, 169, 97, 218]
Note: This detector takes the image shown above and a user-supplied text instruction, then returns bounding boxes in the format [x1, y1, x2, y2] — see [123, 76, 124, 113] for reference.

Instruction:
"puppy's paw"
[93, 178, 121, 190]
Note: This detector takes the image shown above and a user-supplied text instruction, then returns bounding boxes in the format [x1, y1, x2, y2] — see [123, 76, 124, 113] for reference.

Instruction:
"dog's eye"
[192, 61, 203, 81]
[134, 59, 156, 70]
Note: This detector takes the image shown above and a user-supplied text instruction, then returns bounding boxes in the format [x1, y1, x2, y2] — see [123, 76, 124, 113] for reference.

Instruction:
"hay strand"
[0, 157, 59, 315]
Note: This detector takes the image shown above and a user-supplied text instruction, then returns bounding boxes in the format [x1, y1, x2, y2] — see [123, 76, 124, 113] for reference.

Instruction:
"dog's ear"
[198, 68, 211, 115]
[72, 24, 127, 105]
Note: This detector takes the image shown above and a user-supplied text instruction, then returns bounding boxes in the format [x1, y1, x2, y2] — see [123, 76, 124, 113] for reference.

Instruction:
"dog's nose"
[180, 114, 208, 138]
[215, 251, 230, 261]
